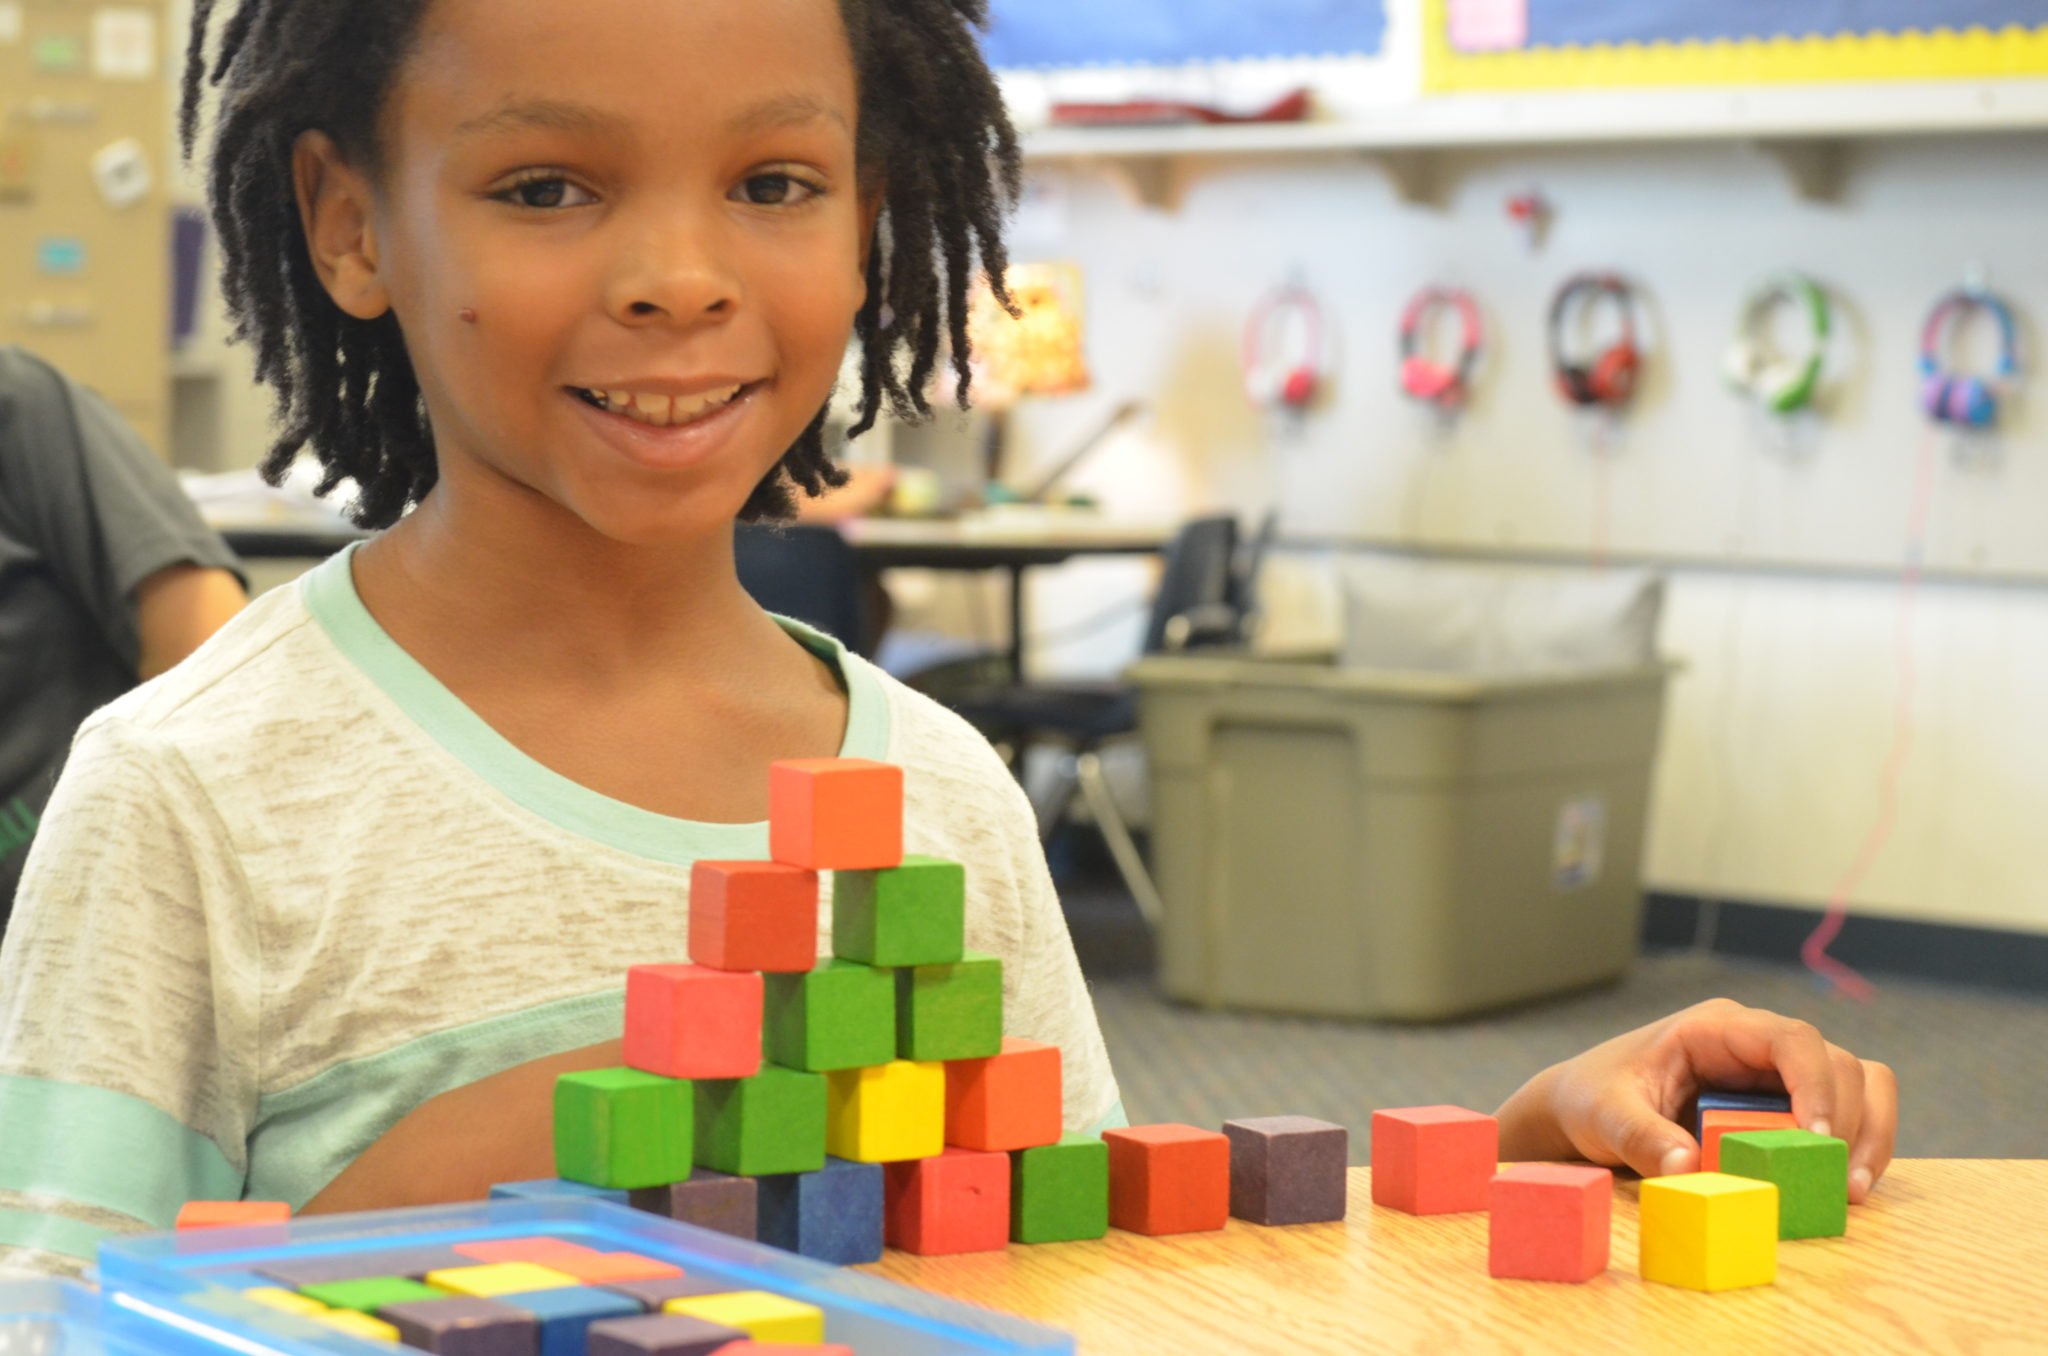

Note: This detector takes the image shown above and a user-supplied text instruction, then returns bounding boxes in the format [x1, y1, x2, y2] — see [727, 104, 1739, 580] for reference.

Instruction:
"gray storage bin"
[1130, 655, 1673, 1021]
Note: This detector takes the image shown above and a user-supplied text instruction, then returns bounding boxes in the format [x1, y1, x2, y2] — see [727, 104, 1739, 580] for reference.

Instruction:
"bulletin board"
[982, 0, 1387, 70]
[1424, 0, 2048, 91]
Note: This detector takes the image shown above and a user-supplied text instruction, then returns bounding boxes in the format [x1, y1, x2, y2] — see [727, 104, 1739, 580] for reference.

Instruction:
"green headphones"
[1725, 272, 1832, 416]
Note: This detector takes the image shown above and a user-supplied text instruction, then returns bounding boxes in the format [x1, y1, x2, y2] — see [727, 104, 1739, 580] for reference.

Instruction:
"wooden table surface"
[863, 1162, 2044, 1354]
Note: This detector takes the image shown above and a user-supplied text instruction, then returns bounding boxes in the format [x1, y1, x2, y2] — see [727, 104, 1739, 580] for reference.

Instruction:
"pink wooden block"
[1370, 1106, 1498, 1215]
[1489, 1164, 1612, 1283]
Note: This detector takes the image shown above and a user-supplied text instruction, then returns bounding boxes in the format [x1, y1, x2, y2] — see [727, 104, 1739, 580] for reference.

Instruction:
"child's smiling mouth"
[569, 383, 755, 429]
[564, 378, 769, 471]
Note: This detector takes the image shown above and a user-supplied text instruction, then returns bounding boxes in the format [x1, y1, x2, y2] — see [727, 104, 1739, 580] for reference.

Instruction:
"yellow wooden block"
[422, 1262, 581, 1298]
[243, 1288, 329, 1318]
[665, 1290, 825, 1343]
[1639, 1172, 1778, 1292]
[312, 1309, 399, 1341]
[825, 1059, 944, 1163]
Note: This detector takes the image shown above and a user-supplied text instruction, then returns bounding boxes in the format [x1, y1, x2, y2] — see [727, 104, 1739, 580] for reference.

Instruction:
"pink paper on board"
[1448, 0, 1530, 53]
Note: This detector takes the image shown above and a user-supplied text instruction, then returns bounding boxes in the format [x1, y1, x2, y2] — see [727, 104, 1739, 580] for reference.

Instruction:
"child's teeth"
[637, 394, 674, 424]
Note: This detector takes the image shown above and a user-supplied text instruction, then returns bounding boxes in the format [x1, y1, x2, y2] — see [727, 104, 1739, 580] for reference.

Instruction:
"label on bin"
[1553, 796, 1605, 891]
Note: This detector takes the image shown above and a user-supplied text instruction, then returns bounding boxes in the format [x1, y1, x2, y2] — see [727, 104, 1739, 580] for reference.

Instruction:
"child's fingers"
[1671, 1001, 1841, 1131]
[1576, 1079, 1699, 1181]
[1847, 1059, 1899, 1203]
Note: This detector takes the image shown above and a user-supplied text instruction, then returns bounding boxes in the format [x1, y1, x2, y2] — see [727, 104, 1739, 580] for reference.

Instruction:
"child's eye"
[492, 174, 595, 211]
[737, 173, 824, 208]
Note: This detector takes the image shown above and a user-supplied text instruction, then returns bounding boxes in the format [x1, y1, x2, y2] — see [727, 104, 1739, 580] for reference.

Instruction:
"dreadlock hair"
[179, 0, 1022, 529]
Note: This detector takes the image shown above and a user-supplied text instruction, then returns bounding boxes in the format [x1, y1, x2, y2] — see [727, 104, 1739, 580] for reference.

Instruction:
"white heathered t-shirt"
[0, 545, 1122, 1279]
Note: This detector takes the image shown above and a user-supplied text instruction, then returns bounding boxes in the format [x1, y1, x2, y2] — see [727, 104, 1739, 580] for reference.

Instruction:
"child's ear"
[292, 130, 391, 321]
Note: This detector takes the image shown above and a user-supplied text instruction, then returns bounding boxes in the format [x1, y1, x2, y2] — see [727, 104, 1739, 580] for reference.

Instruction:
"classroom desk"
[864, 1162, 2042, 1354]
[842, 516, 1172, 680]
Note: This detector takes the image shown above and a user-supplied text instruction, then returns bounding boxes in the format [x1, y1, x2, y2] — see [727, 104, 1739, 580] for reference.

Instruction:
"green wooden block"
[764, 960, 897, 1072]
[896, 951, 1003, 1062]
[554, 1068, 694, 1190]
[695, 1065, 828, 1177]
[1011, 1133, 1110, 1244]
[1719, 1128, 1849, 1240]
[299, 1276, 446, 1315]
[832, 856, 965, 966]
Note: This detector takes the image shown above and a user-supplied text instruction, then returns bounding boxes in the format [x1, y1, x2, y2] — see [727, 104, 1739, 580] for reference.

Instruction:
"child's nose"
[606, 227, 741, 326]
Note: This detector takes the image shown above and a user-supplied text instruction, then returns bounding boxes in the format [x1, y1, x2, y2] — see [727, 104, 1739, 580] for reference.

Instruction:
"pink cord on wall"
[1801, 432, 1941, 1000]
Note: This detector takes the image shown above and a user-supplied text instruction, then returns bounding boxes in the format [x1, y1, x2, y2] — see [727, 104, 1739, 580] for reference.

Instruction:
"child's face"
[311, 0, 873, 545]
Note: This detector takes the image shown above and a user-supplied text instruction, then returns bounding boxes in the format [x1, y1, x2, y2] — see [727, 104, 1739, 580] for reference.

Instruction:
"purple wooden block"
[380, 1296, 538, 1355]
[598, 1276, 738, 1311]
[628, 1171, 757, 1241]
[251, 1245, 475, 1288]
[585, 1312, 750, 1355]
[1223, 1115, 1350, 1225]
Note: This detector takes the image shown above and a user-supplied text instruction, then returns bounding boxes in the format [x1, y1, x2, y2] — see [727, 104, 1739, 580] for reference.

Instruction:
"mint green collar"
[301, 542, 889, 866]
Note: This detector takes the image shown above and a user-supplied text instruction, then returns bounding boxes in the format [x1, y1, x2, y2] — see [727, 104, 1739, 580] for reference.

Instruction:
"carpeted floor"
[1057, 868, 2048, 1163]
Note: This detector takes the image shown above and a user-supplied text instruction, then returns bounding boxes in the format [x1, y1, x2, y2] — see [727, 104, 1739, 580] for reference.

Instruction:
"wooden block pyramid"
[548, 756, 1351, 1267]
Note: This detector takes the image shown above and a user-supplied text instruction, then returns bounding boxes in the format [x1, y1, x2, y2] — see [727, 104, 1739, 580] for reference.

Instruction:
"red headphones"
[1242, 284, 1327, 411]
[1398, 286, 1486, 410]
[1548, 274, 1642, 409]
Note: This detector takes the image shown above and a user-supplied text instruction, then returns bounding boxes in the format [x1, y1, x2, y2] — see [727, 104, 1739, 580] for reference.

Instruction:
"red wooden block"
[1370, 1106, 1498, 1215]
[883, 1148, 1011, 1256]
[1700, 1110, 1800, 1172]
[623, 964, 763, 1080]
[546, 1250, 686, 1284]
[689, 862, 819, 974]
[174, 1201, 290, 1231]
[1488, 1164, 1613, 1283]
[1103, 1125, 1230, 1237]
[944, 1039, 1062, 1153]
[769, 759, 904, 871]
[451, 1236, 604, 1266]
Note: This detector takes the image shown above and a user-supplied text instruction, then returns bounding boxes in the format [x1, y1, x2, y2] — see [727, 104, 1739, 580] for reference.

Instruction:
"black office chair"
[947, 514, 1254, 929]
[734, 523, 875, 659]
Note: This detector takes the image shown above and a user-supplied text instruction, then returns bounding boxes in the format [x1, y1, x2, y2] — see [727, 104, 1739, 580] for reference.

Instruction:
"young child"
[0, 0, 1893, 1280]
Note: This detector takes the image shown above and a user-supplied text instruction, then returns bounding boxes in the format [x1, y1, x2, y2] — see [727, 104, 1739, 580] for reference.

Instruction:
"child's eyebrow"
[451, 94, 849, 146]
[453, 98, 628, 142]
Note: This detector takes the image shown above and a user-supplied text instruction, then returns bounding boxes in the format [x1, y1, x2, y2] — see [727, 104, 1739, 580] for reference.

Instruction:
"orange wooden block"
[1103, 1125, 1230, 1236]
[547, 1250, 686, 1284]
[944, 1038, 1062, 1152]
[1700, 1110, 1800, 1172]
[175, 1201, 291, 1231]
[452, 1236, 604, 1266]
[690, 861, 819, 973]
[769, 759, 904, 871]
[884, 1148, 1012, 1256]
[1370, 1106, 1498, 1215]
[1489, 1164, 1613, 1283]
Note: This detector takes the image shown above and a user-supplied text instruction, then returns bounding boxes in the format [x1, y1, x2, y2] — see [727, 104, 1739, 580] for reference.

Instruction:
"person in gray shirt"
[0, 345, 247, 924]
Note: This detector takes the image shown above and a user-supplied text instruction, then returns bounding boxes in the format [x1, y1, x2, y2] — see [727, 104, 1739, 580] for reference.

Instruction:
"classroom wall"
[988, 132, 2048, 938]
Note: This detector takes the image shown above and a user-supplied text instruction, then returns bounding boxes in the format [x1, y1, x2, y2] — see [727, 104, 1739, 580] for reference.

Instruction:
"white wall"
[987, 132, 2048, 937]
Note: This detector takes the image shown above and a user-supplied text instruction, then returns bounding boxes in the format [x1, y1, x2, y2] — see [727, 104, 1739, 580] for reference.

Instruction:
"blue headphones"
[1918, 288, 2019, 429]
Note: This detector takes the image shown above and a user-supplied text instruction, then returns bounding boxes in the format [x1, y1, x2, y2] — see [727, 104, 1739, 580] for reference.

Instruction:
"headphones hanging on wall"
[1918, 287, 2019, 429]
[1547, 273, 1642, 410]
[1398, 286, 1486, 411]
[1242, 283, 1328, 411]
[1725, 272, 1832, 416]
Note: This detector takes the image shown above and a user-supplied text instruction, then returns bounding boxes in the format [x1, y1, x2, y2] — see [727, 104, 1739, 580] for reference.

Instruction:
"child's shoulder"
[851, 656, 1035, 825]
[82, 571, 344, 755]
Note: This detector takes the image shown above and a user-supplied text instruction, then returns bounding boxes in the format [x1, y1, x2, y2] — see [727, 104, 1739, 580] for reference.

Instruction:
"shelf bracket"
[1369, 150, 1442, 209]
[1755, 139, 1847, 203]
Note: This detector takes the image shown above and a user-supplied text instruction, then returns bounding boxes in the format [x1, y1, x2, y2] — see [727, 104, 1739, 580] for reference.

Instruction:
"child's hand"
[1496, 998, 1898, 1202]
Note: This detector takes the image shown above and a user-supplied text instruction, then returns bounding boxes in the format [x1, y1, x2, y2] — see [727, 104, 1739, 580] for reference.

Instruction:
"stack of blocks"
[544, 756, 1352, 1271]
[1369, 1092, 1850, 1293]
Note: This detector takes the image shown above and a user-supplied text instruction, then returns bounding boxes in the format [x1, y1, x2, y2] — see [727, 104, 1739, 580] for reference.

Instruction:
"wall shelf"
[1019, 78, 2048, 207]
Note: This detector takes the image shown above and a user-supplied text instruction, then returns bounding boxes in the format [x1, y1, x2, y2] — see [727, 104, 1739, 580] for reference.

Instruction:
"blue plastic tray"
[94, 1198, 1075, 1354]
[0, 1280, 171, 1355]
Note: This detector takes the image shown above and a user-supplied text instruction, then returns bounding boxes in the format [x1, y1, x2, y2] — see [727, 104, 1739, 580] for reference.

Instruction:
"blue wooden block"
[504, 1286, 642, 1356]
[1694, 1090, 1791, 1141]
[756, 1155, 885, 1265]
[490, 1177, 631, 1205]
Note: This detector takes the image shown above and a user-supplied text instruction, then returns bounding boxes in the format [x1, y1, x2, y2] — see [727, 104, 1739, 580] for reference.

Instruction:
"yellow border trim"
[1422, 0, 2048, 92]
